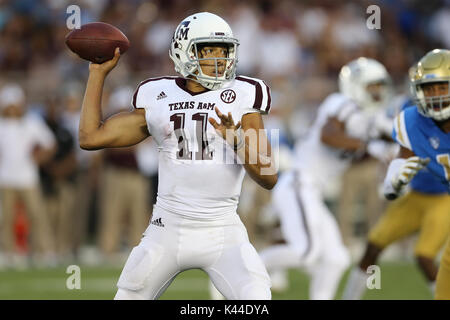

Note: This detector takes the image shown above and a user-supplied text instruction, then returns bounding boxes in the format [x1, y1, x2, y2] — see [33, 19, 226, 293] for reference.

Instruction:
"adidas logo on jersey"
[151, 217, 165, 227]
[157, 91, 167, 100]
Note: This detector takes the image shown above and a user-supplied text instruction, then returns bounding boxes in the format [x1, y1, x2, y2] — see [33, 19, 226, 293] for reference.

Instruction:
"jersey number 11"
[170, 112, 213, 160]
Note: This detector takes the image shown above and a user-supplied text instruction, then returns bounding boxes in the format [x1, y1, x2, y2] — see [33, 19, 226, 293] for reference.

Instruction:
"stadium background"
[0, 0, 448, 299]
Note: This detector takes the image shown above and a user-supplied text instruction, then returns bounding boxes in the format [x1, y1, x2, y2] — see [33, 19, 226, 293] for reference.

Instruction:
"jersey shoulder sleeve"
[235, 75, 271, 114]
[392, 107, 417, 150]
[132, 76, 178, 109]
[318, 93, 359, 121]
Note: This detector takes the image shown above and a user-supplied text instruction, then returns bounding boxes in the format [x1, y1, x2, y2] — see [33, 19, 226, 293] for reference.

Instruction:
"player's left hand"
[392, 156, 430, 190]
[383, 156, 429, 200]
[209, 107, 242, 148]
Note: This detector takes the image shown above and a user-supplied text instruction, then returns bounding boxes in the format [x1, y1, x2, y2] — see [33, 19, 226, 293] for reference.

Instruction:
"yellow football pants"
[369, 191, 450, 258]
[436, 236, 450, 300]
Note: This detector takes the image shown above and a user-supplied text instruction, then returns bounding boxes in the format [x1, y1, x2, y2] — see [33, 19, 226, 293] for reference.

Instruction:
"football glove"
[383, 156, 430, 200]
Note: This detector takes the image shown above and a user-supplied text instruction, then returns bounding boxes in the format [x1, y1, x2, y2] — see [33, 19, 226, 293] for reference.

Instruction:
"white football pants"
[259, 170, 350, 299]
[114, 206, 271, 300]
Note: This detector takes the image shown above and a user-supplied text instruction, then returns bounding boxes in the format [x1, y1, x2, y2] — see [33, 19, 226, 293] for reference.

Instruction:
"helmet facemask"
[169, 12, 240, 90]
[170, 35, 239, 91]
[190, 39, 239, 90]
[363, 79, 393, 111]
[413, 80, 450, 121]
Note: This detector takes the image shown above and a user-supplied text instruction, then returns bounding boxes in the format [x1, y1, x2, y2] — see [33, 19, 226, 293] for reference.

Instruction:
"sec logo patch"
[220, 89, 236, 103]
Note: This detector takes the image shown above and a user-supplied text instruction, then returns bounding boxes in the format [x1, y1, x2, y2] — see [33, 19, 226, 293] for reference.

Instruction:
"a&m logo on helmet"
[220, 89, 236, 103]
[169, 12, 240, 90]
[175, 20, 190, 41]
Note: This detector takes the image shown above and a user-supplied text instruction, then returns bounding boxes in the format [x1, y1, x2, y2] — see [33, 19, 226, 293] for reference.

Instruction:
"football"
[65, 22, 130, 64]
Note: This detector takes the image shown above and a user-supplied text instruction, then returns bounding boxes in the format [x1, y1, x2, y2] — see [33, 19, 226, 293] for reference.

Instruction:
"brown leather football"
[65, 22, 130, 64]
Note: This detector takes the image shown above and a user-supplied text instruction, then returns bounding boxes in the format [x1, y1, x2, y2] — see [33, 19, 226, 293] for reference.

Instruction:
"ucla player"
[79, 12, 278, 300]
[257, 58, 394, 299]
[343, 49, 450, 300]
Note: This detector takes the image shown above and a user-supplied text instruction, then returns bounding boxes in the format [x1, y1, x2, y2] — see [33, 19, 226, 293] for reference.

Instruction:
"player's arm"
[321, 114, 397, 163]
[383, 110, 431, 199]
[397, 145, 415, 158]
[209, 109, 278, 190]
[79, 48, 150, 150]
[320, 116, 365, 152]
[240, 112, 278, 190]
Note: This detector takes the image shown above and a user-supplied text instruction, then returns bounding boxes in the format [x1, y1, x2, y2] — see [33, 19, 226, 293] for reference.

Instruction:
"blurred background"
[0, 0, 448, 299]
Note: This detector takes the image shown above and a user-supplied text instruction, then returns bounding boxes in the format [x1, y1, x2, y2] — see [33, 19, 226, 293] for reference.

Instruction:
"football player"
[343, 49, 450, 300]
[79, 12, 278, 299]
[257, 58, 394, 299]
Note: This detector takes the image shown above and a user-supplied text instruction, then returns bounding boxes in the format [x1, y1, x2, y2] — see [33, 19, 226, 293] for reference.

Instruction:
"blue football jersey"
[392, 106, 450, 193]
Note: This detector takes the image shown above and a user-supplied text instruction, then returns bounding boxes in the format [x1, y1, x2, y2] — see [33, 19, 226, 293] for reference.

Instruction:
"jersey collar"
[175, 78, 211, 96]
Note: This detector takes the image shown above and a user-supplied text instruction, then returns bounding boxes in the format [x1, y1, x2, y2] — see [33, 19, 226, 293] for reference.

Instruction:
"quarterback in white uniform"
[79, 12, 277, 300]
[258, 58, 394, 299]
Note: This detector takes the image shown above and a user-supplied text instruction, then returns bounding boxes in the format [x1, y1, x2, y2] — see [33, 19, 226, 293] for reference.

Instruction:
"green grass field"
[0, 261, 432, 300]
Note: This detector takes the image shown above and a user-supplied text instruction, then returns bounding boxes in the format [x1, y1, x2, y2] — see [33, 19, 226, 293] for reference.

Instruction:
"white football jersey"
[293, 92, 373, 195]
[133, 76, 271, 219]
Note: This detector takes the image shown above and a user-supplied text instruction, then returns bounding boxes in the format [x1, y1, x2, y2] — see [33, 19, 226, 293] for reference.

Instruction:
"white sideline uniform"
[115, 76, 272, 300]
[259, 93, 376, 299]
